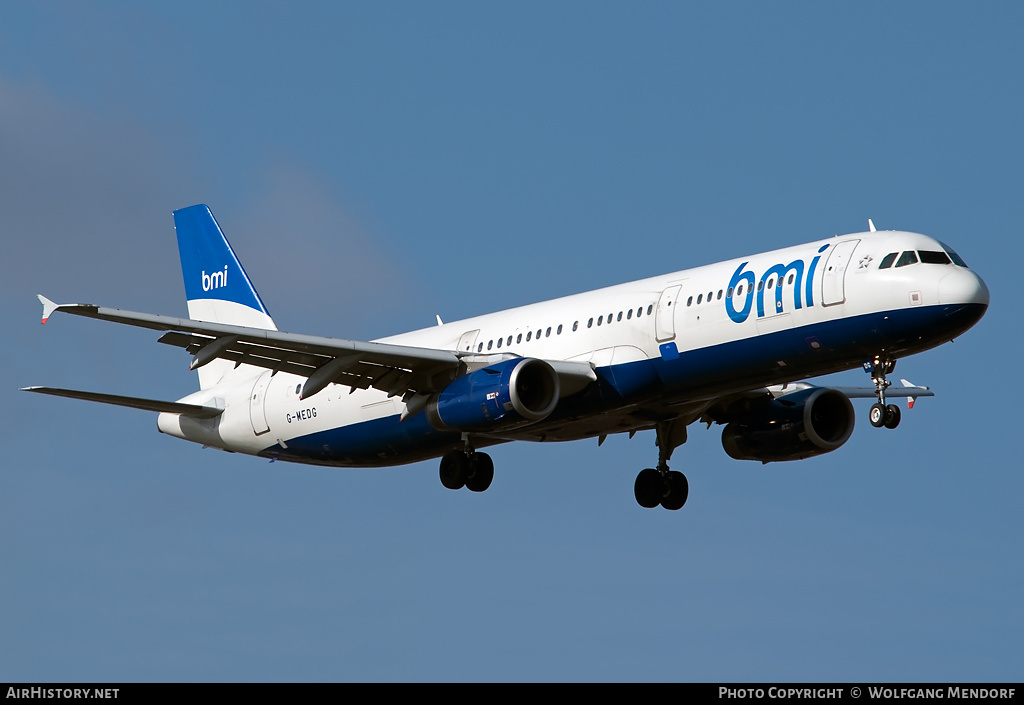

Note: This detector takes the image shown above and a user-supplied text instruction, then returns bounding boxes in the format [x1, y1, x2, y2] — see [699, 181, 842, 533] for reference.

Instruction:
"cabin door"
[456, 329, 480, 353]
[655, 284, 682, 342]
[249, 371, 271, 435]
[821, 239, 861, 306]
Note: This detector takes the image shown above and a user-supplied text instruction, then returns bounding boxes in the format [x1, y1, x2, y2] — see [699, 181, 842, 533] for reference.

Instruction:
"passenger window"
[687, 296, 693, 306]
[598, 316, 603, 326]
[727, 287, 733, 298]
[626, 309, 632, 319]
[487, 340, 493, 350]
[588, 318, 593, 328]
[787, 274, 794, 285]
[507, 336, 513, 346]
[557, 324, 563, 334]
[919, 250, 952, 265]
[497, 337, 502, 348]
[647, 305, 653, 315]
[697, 294, 703, 304]
[516, 334, 522, 344]
[895, 251, 918, 268]
[717, 290, 723, 300]
[757, 280, 764, 291]
[527, 331, 532, 341]
[878, 252, 898, 269]
[617, 312, 622, 322]
[546, 327, 551, 337]
[477, 342, 483, 352]
[608, 312, 613, 323]
[767, 278, 774, 289]
[573, 321, 578, 331]
[737, 284, 744, 297]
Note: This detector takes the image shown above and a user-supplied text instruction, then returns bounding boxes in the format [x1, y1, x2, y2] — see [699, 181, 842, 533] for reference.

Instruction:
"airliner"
[24, 205, 989, 510]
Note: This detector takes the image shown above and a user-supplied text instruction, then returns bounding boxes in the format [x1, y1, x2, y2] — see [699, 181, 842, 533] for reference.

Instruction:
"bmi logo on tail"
[202, 266, 229, 292]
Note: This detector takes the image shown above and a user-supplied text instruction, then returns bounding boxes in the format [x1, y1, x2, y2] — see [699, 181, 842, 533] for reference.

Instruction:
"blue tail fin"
[173, 204, 273, 319]
[173, 204, 277, 389]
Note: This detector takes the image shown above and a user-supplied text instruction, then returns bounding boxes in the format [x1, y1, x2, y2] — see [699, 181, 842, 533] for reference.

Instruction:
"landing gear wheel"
[465, 453, 494, 492]
[634, 468, 663, 508]
[633, 420, 692, 510]
[869, 402, 886, 428]
[884, 404, 901, 430]
[661, 471, 689, 511]
[869, 355, 898, 430]
[439, 451, 468, 490]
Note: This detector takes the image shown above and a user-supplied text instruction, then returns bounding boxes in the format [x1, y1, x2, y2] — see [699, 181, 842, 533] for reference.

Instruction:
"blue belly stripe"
[261, 302, 986, 467]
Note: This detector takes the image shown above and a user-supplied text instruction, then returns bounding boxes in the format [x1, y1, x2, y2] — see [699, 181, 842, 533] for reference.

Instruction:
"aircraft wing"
[36, 296, 597, 401]
[768, 381, 934, 401]
[824, 385, 934, 400]
[737, 380, 934, 401]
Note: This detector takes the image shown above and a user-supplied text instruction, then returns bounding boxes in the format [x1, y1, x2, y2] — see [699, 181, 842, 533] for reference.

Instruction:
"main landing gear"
[867, 355, 901, 430]
[439, 435, 494, 492]
[634, 420, 690, 511]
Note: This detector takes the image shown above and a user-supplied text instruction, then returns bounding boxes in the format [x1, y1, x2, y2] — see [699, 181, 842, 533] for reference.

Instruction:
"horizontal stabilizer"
[21, 387, 223, 418]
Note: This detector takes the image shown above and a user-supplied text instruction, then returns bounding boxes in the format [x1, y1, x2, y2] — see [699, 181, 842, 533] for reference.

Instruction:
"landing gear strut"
[439, 435, 494, 492]
[867, 355, 901, 430]
[634, 420, 689, 510]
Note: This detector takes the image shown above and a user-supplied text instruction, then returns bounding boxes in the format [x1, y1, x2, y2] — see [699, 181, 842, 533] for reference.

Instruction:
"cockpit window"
[918, 250, 952, 265]
[944, 246, 967, 267]
[878, 252, 898, 269]
[895, 251, 918, 268]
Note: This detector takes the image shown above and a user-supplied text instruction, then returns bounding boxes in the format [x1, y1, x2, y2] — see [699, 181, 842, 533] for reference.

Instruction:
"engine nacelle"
[425, 358, 560, 432]
[721, 387, 855, 463]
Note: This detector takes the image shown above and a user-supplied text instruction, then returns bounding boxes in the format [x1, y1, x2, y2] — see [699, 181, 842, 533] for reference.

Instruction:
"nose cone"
[939, 268, 990, 307]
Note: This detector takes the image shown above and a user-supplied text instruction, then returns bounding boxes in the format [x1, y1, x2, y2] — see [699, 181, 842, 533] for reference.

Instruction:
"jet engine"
[425, 358, 560, 432]
[721, 387, 855, 463]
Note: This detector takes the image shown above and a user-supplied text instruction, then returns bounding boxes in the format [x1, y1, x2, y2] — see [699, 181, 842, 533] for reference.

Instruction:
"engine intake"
[721, 387, 855, 463]
[426, 358, 560, 432]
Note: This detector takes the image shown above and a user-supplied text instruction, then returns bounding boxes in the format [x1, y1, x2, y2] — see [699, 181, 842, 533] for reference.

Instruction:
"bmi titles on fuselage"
[726, 244, 829, 323]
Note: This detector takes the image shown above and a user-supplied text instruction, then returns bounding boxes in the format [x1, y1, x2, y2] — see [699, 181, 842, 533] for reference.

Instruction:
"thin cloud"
[0, 75, 199, 309]
[225, 167, 411, 336]
[0, 75, 409, 335]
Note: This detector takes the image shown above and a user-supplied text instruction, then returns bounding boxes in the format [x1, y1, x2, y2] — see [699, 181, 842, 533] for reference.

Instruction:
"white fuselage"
[158, 230, 988, 466]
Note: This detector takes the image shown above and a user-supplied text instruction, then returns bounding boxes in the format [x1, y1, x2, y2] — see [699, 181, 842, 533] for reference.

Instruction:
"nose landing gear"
[867, 355, 901, 429]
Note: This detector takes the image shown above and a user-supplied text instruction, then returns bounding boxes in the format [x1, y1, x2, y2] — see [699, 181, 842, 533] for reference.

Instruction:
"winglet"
[868, 219, 876, 232]
[37, 295, 61, 324]
[900, 378, 926, 409]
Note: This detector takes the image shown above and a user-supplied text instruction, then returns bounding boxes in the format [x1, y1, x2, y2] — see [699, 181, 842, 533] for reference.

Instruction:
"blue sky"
[1, 2, 1020, 681]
